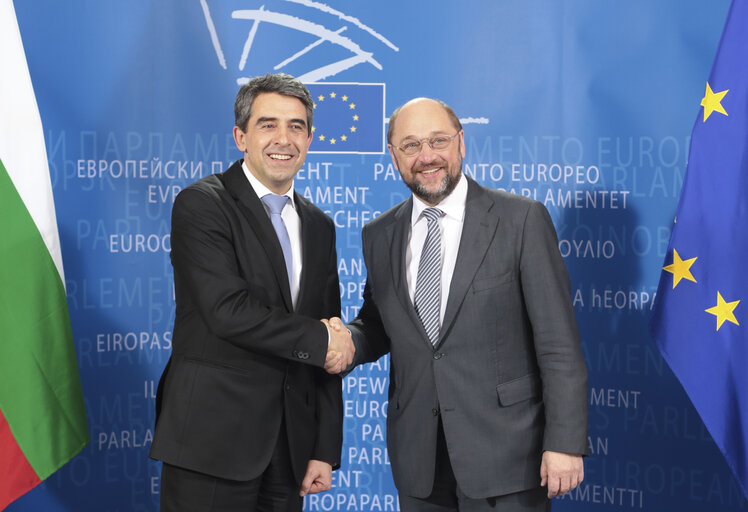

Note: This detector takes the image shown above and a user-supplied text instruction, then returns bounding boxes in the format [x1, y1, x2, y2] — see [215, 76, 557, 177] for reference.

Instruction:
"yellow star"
[663, 249, 697, 289]
[342, 95, 348, 101]
[349, 103, 356, 110]
[313, 102, 317, 109]
[350, 126, 357, 133]
[319, 135, 325, 141]
[701, 82, 728, 122]
[341, 135, 347, 141]
[330, 92, 336, 98]
[353, 115, 359, 121]
[330, 138, 336, 144]
[705, 292, 740, 331]
[318, 95, 325, 101]
[311, 126, 316, 132]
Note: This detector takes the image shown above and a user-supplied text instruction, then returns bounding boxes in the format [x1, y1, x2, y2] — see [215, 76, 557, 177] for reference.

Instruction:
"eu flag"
[651, 0, 748, 498]
[305, 82, 385, 154]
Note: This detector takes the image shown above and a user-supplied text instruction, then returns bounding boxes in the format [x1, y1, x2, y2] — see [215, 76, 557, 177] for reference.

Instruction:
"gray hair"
[387, 98, 463, 144]
[234, 73, 314, 135]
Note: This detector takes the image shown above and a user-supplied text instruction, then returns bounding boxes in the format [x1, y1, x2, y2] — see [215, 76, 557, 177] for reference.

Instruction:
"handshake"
[321, 317, 354, 374]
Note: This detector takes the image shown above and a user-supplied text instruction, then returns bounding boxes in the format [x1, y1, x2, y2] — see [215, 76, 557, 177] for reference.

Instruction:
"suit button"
[292, 350, 299, 357]
[432, 408, 439, 416]
[433, 352, 443, 360]
[285, 385, 291, 391]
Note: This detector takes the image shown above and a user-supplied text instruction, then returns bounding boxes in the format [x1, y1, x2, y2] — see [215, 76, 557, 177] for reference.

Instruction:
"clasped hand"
[320, 317, 354, 374]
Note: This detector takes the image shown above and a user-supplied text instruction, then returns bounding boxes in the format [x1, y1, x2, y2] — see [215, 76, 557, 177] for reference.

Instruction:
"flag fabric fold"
[651, 0, 748, 499]
[0, 0, 89, 509]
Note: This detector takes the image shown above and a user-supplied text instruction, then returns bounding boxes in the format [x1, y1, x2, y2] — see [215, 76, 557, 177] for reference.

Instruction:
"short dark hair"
[234, 73, 314, 135]
[387, 98, 463, 144]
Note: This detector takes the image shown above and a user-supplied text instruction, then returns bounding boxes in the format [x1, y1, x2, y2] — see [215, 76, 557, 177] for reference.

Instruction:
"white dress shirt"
[406, 174, 468, 324]
[242, 162, 302, 308]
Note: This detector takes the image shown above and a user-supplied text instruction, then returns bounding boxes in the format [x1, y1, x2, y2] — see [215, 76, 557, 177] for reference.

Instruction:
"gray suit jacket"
[349, 176, 588, 499]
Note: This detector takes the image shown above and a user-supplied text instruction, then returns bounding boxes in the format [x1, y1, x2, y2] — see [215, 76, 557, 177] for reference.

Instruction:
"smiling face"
[388, 98, 465, 206]
[233, 92, 313, 194]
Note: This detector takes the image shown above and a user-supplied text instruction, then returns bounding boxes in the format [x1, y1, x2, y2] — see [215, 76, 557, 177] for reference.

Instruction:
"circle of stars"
[311, 91, 359, 147]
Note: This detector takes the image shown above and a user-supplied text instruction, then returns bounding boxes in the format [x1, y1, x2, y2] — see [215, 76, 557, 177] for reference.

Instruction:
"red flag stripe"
[0, 408, 41, 511]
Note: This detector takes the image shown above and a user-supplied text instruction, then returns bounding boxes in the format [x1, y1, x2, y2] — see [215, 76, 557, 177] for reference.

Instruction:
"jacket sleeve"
[348, 224, 392, 366]
[311, 219, 344, 467]
[519, 201, 589, 456]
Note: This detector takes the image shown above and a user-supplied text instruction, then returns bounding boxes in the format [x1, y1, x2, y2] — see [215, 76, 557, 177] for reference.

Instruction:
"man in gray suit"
[326, 98, 588, 511]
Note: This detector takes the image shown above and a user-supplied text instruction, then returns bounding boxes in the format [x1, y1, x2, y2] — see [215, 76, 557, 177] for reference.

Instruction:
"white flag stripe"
[0, 0, 64, 282]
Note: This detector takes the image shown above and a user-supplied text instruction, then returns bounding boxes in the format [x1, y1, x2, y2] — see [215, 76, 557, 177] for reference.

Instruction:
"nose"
[274, 126, 290, 145]
[417, 142, 440, 163]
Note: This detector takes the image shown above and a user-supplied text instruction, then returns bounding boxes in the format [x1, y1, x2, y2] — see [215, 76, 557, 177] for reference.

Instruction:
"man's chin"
[409, 174, 459, 205]
[411, 183, 448, 205]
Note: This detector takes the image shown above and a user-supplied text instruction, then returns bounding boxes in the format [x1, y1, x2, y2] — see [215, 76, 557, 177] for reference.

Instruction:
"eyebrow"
[400, 131, 452, 141]
[255, 116, 307, 128]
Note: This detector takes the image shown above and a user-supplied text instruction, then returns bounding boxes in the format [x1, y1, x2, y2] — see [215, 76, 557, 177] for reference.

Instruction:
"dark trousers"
[160, 428, 300, 512]
[399, 421, 550, 512]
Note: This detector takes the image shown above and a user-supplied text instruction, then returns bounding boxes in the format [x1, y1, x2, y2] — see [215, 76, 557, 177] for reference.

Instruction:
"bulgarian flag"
[0, 1, 89, 509]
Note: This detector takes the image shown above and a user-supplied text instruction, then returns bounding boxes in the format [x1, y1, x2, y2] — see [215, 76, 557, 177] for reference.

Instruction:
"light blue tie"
[261, 194, 293, 287]
[414, 207, 444, 345]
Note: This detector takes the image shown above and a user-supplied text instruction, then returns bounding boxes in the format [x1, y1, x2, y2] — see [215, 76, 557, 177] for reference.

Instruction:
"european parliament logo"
[306, 82, 385, 154]
[198, 0, 399, 83]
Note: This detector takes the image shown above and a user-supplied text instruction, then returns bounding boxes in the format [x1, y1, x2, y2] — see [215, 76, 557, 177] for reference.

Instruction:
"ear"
[306, 131, 313, 151]
[233, 126, 247, 153]
[458, 130, 465, 158]
[387, 145, 400, 172]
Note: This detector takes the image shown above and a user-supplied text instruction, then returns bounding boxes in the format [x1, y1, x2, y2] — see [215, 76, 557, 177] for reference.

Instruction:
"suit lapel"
[294, 193, 315, 313]
[439, 178, 499, 345]
[224, 161, 294, 311]
[388, 198, 435, 348]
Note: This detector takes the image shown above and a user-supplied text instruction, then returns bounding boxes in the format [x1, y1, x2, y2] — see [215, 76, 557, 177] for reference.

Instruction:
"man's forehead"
[395, 102, 453, 137]
[250, 92, 306, 117]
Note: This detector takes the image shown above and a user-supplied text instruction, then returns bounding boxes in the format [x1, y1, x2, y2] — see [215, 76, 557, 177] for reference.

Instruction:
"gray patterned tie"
[414, 207, 445, 345]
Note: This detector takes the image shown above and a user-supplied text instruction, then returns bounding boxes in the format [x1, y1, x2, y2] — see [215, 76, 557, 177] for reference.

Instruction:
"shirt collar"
[242, 161, 296, 209]
[411, 173, 467, 226]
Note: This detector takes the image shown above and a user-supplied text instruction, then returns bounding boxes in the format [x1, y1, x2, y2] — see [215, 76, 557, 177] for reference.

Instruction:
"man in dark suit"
[327, 98, 588, 511]
[150, 73, 354, 512]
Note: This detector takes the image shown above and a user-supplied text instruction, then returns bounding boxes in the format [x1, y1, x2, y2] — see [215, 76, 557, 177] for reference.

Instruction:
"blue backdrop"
[10, 0, 745, 510]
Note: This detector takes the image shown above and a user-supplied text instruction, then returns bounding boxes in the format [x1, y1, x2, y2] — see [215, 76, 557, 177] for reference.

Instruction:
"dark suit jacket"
[349, 177, 588, 499]
[150, 160, 343, 484]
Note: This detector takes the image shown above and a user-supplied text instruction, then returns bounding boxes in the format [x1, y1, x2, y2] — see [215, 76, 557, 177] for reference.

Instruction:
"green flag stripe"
[0, 158, 88, 479]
